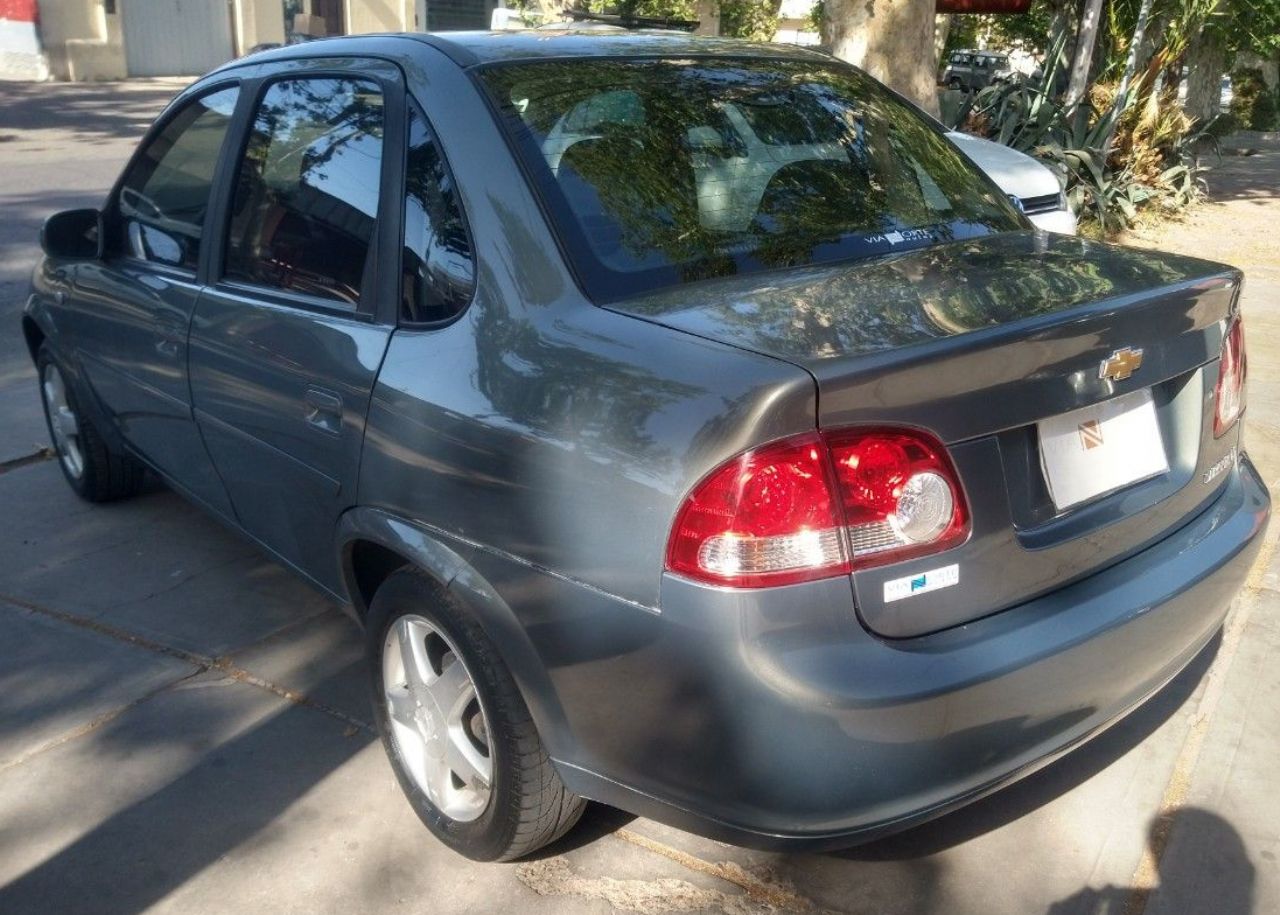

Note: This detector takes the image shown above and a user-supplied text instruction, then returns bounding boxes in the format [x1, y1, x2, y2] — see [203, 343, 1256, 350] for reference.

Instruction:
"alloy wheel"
[42, 362, 84, 480]
[382, 614, 493, 822]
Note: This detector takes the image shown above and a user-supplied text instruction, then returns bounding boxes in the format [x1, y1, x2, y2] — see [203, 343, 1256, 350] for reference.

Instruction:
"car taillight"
[1214, 317, 1246, 437]
[827, 429, 969, 567]
[666, 429, 969, 589]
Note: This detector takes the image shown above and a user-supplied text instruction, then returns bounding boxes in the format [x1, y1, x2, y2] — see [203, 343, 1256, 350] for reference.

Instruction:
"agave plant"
[947, 17, 1209, 237]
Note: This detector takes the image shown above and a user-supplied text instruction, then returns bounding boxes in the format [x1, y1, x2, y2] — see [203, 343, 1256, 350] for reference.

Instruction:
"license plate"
[1037, 389, 1168, 511]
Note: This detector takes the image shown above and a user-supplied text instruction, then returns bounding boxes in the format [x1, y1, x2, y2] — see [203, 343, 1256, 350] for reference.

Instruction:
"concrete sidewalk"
[1, 82, 1278, 915]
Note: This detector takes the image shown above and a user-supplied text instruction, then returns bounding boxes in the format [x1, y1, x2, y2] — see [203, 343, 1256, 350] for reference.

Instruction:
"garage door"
[122, 0, 234, 77]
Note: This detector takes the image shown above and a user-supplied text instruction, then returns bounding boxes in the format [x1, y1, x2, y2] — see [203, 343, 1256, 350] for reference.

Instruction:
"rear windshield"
[478, 57, 1023, 301]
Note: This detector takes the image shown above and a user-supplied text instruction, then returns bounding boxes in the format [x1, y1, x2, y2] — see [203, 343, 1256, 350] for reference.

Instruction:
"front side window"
[479, 58, 1022, 302]
[225, 77, 384, 306]
[115, 86, 239, 269]
[401, 104, 474, 323]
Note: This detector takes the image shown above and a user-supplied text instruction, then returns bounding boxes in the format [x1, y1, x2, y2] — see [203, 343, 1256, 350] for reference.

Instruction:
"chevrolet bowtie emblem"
[1099, 347, 1144, 382]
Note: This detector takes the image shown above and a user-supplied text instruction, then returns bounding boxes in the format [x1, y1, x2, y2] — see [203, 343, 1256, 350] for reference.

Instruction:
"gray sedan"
[22, 32, 1267, 861]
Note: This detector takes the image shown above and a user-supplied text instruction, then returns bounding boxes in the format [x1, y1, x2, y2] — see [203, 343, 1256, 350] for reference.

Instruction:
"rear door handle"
[304, 386, 343, 435]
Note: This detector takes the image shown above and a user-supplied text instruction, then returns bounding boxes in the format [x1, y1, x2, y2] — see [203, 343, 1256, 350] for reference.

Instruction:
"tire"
[37, 345, 144, 502]
[949, 77, 963, 91]
[366, 568, 585, 861]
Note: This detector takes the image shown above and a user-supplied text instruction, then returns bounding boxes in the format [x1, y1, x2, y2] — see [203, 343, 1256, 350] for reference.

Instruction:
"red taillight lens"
[666, 429, 969, 589]
[666, 435, 849, 588]
[1214, 318, 1246, 437]
[827, 430, 969, 567]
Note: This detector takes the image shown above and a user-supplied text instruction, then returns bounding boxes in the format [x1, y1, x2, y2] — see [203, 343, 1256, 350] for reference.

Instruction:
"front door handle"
[304, 386, 343, 435]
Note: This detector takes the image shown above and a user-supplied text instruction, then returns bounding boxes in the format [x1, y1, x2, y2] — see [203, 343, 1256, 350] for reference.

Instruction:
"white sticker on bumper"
[883, 564, 960, 603]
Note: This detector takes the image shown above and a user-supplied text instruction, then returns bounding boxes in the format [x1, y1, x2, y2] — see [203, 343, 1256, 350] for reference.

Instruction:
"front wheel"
[37, 346, 144, 502]
[367, 568, 585, 861]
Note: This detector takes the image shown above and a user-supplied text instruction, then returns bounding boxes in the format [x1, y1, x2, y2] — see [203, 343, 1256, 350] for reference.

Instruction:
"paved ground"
[1, 82, 1278, 915]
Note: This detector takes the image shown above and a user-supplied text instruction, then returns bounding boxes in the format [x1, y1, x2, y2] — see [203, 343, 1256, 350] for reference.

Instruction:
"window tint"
[480, 58, 1021, 302]
[225, 77, 384, 306]
[116, 87, 239, 269]
[402, 104, 474, 323]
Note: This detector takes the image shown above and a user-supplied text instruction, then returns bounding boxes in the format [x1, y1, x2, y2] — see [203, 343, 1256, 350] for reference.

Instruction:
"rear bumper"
[551, 456, 1269, 849]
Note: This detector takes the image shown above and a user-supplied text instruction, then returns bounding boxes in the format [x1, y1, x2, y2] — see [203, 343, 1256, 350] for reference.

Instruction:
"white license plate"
[1037, 389, 1169, 511]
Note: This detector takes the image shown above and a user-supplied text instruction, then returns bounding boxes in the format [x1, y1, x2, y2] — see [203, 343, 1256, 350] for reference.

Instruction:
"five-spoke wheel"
[41, 361, 84, 480]
[383, 614, 492, 822]
[36, 345, 144, 502]
[367, 568, 586, 860]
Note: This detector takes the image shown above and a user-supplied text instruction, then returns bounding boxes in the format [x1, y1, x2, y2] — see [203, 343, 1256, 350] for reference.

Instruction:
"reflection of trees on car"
[226, 78, 384, 305]
[481, 58, 1020, 301]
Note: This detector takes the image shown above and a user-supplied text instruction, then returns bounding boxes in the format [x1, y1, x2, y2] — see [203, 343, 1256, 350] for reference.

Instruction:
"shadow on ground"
[0, 664, 374, 914]
[0, 82, 182, 144]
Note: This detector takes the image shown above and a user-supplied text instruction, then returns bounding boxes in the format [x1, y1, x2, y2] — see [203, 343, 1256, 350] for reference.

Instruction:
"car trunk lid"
[613, 231, 1242, 637]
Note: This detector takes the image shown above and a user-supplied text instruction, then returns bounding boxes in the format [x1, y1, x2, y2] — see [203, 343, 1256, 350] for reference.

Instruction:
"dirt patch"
[516, 856, 830, 915]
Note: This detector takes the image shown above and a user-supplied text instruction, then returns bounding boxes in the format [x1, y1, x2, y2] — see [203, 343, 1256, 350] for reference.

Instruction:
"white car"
[946, 131, 1078, 234]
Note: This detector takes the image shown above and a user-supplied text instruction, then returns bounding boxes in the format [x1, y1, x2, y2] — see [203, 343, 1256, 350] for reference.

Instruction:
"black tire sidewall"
[365, 570, 519, 861]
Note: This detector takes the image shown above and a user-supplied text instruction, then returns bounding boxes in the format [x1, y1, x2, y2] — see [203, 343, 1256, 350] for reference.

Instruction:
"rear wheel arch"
[346, 538, 414, 618]
[336, 508, 579, 770]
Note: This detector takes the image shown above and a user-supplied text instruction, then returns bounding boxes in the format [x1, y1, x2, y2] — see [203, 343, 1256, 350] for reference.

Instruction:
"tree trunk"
[1064, 0, 1104, 107]
[935, 14, 952, 71]
[1183, 29, 1227, 125]
[823, 0, 941, 116]
[1110, 0, 1154, 110]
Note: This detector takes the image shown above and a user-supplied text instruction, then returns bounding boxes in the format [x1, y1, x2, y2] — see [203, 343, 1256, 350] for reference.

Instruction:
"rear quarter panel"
[359, 298, 817, 610]
[356, 43, 819, 610]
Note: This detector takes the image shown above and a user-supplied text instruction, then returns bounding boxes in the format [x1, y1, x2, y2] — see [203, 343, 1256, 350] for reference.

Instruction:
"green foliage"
[719, 0, 783, 41]
[585, 0, 697, 19]
[1210, 0, 1280, 58]
[942, 1, 1060, 59]
[948, 23, 1210, 237]
[1229, 68, 1280, 129]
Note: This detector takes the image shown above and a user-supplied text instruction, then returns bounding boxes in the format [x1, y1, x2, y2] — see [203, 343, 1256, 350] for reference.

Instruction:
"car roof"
[231, 30, 832, 71]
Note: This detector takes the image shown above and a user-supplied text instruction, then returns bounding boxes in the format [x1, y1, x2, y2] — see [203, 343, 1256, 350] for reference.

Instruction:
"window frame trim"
[395, 95, 479, 331]
[102, 79, 244, 279]
[202, 61, 407, 322]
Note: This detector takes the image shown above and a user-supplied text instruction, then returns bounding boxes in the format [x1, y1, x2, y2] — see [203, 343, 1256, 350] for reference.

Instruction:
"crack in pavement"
[0, 668, 204, 773]
[0, 448, 53, 476]
[0, 591, 374, 774]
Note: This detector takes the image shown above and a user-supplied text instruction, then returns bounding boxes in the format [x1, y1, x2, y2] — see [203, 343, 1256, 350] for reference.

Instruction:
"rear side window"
[115, 86, 239, 270]
[401, 103, 474, 323]
[225, 77, 384, 306]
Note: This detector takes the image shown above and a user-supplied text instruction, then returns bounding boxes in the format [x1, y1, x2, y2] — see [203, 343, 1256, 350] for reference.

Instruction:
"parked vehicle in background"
[946, 130, 1077, 233]
[942, 50, 1014, 92]
[24, 31, 1264, 863]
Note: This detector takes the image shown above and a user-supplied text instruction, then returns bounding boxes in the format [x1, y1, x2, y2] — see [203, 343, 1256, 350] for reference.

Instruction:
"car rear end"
[616, 238, 1266, 845]
[474, 44, 1269, 845]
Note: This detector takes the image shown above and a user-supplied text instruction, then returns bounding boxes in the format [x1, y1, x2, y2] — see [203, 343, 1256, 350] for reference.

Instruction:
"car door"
[188, 62, 402, 593]
[64, 84, 242, 517]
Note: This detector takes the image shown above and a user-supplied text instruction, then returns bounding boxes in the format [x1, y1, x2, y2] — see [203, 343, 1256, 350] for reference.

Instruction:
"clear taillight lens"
[827, 430, 969, 568]
[1214, 318, 1246, 437]
[666, 429, 969, 589]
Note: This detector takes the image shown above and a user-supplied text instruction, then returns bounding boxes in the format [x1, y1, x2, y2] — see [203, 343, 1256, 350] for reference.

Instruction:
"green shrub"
[953, 25, 1210, 237]
[1229, 68, 1280, 131]
[719, 0, 782, 41]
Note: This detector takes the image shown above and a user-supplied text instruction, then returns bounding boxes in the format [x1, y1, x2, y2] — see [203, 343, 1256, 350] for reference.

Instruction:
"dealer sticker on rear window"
[883, 564, 960, 603]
